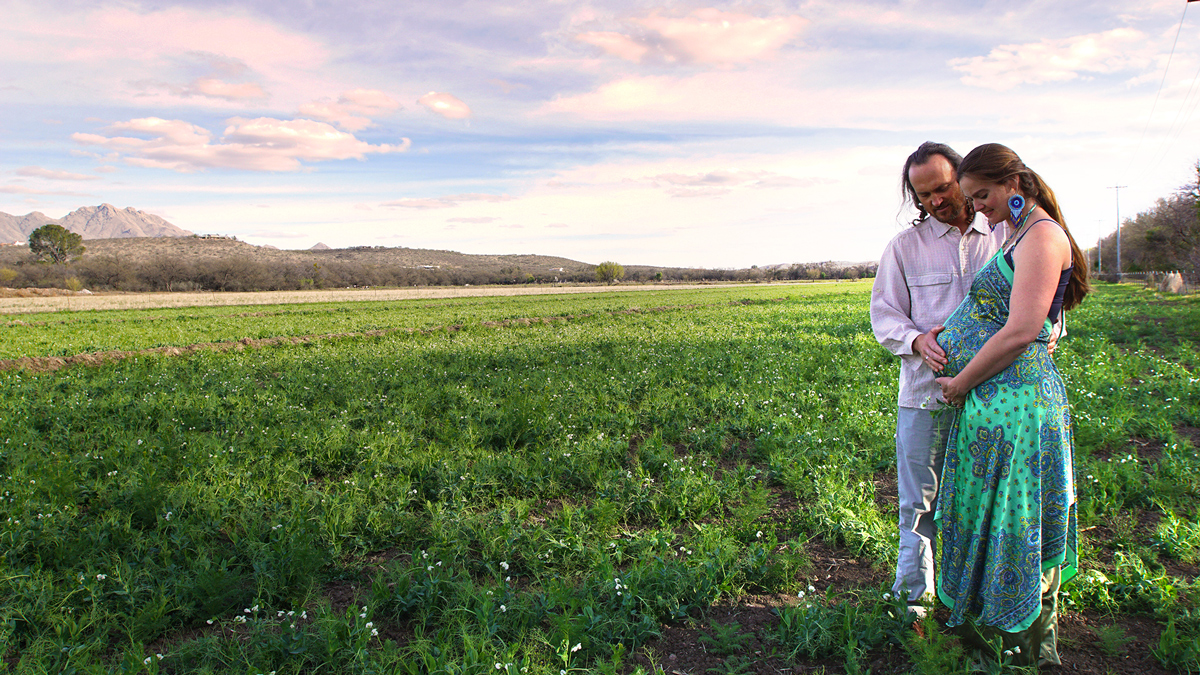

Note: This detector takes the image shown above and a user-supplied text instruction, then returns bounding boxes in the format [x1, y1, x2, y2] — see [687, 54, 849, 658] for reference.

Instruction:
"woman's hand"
[935, 376, 968, 408]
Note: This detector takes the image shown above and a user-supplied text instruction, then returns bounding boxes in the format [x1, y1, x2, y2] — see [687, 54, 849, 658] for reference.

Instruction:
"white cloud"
[951, 28, 1154, 90]
[418, 92, 472, 119]
[446, 216, 501, 223]
[299, 89, 401, 131]
[576, 8, 807, 67]
[383, 193, 512, 209]
[381, 197, 454, 209]
[0, 184, 92, 196]
[666, 186, 730, 198]
[649, 170, 819, 195]
[16, 166, 100, 181]
[72, 117, 409, 172]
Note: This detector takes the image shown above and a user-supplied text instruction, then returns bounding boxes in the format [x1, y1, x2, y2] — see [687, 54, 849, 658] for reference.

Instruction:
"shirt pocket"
[906, 273, 955, 329]
[907, 273, 952, 287]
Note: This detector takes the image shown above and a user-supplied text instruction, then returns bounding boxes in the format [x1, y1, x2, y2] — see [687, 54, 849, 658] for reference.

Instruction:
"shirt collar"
[966, 210, 994, 236]
[933, 211, 992, 238]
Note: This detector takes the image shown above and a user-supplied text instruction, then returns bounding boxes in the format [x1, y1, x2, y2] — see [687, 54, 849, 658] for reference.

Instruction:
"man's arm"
[870, 240, 947, 369]
[870, 240, 918, 355]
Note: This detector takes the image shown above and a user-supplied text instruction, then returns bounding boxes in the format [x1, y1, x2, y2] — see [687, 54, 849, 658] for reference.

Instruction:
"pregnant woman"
[932, 143, 1090, 666]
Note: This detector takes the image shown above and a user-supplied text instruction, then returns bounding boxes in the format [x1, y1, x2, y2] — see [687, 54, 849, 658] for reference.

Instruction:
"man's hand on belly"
[913, 326, 948, 373]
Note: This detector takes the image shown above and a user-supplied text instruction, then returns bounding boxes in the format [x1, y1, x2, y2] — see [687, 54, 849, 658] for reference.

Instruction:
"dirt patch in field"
[627, 599, 1174, 675]
[1090, 435, 1168, 464]
[767, 488, 800, 523]
[801, 538, 890, 592]
[323, 576, 369, 616]
[1053, 611, 1175, 675]
[1177, 424, 1200, 449]
[873, 472, 899, 514]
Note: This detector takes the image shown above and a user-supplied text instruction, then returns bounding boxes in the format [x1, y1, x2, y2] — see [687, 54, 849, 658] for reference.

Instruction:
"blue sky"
[3, 0, 1199, 268]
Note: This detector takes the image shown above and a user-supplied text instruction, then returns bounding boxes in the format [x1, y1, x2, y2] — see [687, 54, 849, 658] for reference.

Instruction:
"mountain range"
[0, 204, 192, 243]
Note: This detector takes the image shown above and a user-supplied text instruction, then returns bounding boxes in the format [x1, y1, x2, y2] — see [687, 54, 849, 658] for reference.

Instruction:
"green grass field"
[0, 282, 1197, 674]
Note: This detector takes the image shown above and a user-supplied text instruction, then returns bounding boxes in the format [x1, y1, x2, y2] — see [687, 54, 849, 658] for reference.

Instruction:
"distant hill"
[0, 204, 192, 242]
[0, 236, 594, 277]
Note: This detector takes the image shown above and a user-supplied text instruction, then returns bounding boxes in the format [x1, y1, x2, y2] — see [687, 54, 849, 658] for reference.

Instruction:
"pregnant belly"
[937, 303, 994, 379]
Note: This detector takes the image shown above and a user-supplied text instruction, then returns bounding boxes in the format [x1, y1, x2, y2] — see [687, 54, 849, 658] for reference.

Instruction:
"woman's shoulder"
[1015, 214, 1071, 261]
[1021, 212, 1068, 243]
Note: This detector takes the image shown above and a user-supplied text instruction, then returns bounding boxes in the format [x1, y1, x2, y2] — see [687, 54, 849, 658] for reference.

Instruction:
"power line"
[1142, 50, 1200, 181]
[1128, 1, 1195, 183]
[1130, 2, 1190, 158]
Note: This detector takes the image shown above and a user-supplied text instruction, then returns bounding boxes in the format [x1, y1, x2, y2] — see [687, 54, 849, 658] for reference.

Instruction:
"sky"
[3, 0, 1200, 269]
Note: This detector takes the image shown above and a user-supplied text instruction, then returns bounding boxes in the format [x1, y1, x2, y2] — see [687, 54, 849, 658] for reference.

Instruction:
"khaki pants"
[953, 566, 1061, 668]
[893, 407, 952, 604]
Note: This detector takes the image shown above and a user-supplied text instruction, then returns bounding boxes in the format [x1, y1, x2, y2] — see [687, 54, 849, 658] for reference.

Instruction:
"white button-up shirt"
[871, 212, 1005, 410]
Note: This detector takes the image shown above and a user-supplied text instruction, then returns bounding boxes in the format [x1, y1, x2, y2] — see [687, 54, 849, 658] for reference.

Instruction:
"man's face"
[908, 155, 969, 227]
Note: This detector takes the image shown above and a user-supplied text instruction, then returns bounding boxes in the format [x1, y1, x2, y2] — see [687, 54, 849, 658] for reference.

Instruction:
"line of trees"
[1091, 162, 1199, 279]
[0, 252, 876, 293]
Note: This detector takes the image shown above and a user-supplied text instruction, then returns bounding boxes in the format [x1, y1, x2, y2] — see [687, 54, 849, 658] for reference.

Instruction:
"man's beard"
[935, 199, 974, 225]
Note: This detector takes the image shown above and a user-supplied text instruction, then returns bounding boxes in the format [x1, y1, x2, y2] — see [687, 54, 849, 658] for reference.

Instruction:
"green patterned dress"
[934, 250, 1077, 633]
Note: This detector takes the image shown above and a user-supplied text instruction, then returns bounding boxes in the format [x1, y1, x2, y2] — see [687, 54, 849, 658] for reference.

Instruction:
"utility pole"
[1108, 185, 1127, 278]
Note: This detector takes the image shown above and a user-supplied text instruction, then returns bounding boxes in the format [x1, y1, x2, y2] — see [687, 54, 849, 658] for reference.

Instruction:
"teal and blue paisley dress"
[934, 250, 1078, 632]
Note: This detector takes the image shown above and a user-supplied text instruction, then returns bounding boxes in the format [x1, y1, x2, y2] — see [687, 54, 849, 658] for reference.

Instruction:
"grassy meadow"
[0, 282, 1197, 674]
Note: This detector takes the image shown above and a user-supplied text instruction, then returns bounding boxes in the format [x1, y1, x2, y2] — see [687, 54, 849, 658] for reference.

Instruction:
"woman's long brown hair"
[958, 143, 1090, 310]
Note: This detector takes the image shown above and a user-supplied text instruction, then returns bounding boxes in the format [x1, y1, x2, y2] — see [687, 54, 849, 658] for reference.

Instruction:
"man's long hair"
[901, 141, 964, 226]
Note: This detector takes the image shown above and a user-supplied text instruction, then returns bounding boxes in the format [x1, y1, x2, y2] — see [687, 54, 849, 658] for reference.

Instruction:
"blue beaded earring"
[1008, 194, 1025, 224]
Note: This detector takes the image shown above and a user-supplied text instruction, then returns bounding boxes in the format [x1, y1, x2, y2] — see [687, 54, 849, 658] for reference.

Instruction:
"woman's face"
[959, 175, 1017, 226]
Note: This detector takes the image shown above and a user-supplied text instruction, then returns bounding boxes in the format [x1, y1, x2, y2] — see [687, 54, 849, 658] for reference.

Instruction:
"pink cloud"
[488, 79, 529, 94]
[951, 28, 1152, 91]
[576, 31, 650, 63]
[576, 8, 807, 67]
[0, 184, 92, 196]
[56, 8, 328, 71]
[418, 92, 472, 119]
[187, 77, 267, 101]
[299, 89, 401, 131]
[340, 88, 400, 111]
[72, 117, 409, 172]
[1, 6, 330, 109]
[16, 166, 100, 181]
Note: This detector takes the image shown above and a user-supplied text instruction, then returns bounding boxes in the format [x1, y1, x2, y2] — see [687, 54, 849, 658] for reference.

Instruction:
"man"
[870, 142, 1005, 614]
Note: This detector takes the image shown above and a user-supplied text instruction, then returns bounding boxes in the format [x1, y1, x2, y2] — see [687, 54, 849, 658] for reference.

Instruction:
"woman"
[932, 143, 1089, 666]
